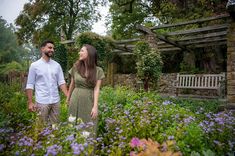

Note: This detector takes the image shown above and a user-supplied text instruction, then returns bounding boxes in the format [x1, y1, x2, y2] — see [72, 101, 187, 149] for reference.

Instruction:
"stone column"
[145, 33, 158, 49]
[226, 0, 235, 109]
[227, 19, 235, 109]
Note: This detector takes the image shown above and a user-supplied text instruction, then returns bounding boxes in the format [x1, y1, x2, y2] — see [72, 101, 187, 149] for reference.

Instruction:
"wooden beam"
[156, 34, 189, 51]
[158, 44, 175, 48]
[180, 37, 226, 45]
[165, 24, 228, 36]
[159, 47, 181, 52]
[151, 14, 229, 30]
[114, 38, 140, 44]
[187, 41, 227, 48]
[136, 24, 192, 52]
[158, 31, 226, 45]
[119, 53, 133, 55]
[114, 44, 132, 52]
[136, 24, 153, 34]
[116, 44, 135, 48]
[177, 31, 227, 41]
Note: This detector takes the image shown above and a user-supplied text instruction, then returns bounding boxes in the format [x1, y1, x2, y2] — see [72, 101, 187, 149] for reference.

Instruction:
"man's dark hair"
[40, 40, 54, 48]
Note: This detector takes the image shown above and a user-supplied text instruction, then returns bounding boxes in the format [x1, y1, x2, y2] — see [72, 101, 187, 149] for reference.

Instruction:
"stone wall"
[111, 73, 222, 97]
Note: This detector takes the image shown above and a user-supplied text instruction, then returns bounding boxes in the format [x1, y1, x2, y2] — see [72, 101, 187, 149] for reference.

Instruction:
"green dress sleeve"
[68, 66, 75, 78]
[97, 67, 105, 80]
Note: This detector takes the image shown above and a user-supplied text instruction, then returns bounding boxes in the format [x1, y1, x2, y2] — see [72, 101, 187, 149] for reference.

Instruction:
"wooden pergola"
[113, 14, 229, 54]
[113, 13, 235, 109]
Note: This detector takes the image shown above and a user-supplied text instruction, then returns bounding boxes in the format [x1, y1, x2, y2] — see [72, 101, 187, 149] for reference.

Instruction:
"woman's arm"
[91, 80, 102, 119]
[66, 77, 75, 105]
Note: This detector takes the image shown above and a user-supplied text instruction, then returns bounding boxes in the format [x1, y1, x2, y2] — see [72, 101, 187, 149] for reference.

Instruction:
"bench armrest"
[172, 80, 179, 87]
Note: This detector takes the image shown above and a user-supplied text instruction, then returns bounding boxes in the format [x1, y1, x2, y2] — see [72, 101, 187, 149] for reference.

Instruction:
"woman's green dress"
[68, 66, 105, 131]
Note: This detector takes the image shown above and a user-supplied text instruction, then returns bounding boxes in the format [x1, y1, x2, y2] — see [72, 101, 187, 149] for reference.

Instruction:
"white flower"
[52, 124, 58, 130]
[68, 114, 76, 122]
[82, 131, 90, 138]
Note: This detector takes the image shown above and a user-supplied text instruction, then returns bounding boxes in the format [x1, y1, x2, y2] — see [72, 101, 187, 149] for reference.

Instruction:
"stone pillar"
[107, 62, 117, 87]
[226, 0, 235, 109]
[145, 33, 158, 49]
[227, 19, 235, 109]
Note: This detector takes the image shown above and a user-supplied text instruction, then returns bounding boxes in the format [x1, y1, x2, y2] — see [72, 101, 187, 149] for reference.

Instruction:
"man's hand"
[28, 102, 35, 112]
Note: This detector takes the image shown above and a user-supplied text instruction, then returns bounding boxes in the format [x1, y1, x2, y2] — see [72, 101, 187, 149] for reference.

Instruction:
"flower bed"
[0, 84, 234, 155]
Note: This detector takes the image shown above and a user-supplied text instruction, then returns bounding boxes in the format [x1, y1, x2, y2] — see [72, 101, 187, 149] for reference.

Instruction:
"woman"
[67, 44, 105, 133]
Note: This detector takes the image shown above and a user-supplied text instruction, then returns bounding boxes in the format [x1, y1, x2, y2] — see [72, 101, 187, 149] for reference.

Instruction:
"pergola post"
[226, 0, 235, 109]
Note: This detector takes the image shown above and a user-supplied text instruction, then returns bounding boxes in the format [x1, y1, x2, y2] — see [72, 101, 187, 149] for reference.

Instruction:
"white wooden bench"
[173, 73, 225, 97]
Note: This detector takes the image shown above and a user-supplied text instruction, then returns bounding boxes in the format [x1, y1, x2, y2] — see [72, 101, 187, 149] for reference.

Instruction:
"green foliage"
[97, 86, 234, 155]
[109, 0, 227, 39]
[54, 44, 67, 73]
[0, 61, 24, 76]
[66, 47, 79, 75]
[0, 83, 34, 128]
[0, 82, 35, 153]
[15, 0, 105, 45]
[0, 17, 26, 64]
[134, 41, 162, 90]
[75, 32, 115, 69]
[7, 119, 95, 155]
[109, 0, 149, 39]
[180, 61, 200, 74]
[1, 86, 234, 155]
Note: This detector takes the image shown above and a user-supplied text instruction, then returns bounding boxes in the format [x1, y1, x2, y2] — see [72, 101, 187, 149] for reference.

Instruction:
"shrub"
[134, 41, 162, 91]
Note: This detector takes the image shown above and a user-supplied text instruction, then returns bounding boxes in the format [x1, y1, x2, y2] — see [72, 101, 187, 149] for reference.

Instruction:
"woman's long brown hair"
[75, 44, 97, 86]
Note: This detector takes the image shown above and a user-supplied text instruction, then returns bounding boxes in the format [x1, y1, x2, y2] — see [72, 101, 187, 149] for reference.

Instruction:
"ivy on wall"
[134, 41, 162, 91]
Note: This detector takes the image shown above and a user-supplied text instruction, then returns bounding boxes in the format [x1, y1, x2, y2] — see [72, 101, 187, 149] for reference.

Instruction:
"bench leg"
[176, 88, 179, 96]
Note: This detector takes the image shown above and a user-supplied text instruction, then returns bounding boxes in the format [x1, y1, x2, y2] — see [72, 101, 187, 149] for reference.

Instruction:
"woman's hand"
[66, 97, 70, 106]
[91, 106, 98, 119]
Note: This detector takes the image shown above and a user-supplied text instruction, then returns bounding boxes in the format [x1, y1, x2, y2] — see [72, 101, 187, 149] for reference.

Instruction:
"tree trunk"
[144, 78, 149, 91]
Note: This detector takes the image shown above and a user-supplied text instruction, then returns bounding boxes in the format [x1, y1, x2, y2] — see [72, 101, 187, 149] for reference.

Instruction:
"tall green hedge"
[75, 32, 115, 70]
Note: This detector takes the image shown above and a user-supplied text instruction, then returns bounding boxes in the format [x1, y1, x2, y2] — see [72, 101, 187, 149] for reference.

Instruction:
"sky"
[0, 0, 109, 35]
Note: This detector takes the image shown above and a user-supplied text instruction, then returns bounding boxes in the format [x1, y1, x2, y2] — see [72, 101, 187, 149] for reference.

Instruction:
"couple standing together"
[26, 40, 105, 129]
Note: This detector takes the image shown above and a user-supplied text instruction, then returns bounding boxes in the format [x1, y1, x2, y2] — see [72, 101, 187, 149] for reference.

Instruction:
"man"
[26, 40, 67, 124]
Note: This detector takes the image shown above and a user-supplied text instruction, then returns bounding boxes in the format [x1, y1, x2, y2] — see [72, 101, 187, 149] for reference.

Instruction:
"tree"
[109, 0, 227, 39]
[0, 17, 25, 64]
[15, 0, 106, 45]
[0, 17, 28, 82]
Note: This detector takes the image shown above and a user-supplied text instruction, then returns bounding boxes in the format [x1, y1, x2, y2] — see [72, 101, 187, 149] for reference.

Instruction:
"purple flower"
[18, 136, 33, 147]
[162, 100, 171, 105]
[40, 127, 52, 136]
[130, 137, 141, 148]
[66, 135, 75, 141]
[0, 144, 4, 152]
[71, 143, 84, 155]
[183, 116, 195, 124]
[15, 151, 20, 156]
[213, 140, 221, 145]
[168, 136, 174, 140]
[124, 110, 129, 115]
[45, 144, 62, 156]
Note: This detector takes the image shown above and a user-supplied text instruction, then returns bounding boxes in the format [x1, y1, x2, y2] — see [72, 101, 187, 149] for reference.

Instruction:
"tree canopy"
[0, 17, 27, 78]
[0, 17, 25, 64]
[15, 0, 106, 45]
[109, 0, 227, 39]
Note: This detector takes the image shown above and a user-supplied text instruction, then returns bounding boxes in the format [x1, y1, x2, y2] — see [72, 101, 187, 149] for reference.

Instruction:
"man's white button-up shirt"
[26, 58, 66, 104]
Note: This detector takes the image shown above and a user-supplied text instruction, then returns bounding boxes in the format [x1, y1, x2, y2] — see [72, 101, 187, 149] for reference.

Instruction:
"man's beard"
[44, 51, 53, 58]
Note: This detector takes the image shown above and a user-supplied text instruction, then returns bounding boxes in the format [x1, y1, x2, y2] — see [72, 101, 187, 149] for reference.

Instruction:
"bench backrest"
[175, 73, 225, 89]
